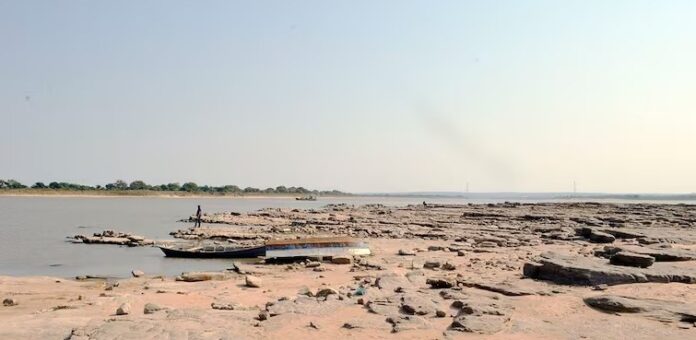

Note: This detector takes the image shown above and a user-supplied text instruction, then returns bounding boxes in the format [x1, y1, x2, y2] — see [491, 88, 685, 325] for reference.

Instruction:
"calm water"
[0, 196, 503, 278]
[1, 196, 690, 278]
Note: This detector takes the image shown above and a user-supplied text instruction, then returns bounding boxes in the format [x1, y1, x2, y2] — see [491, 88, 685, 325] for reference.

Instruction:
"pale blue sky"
[2, 1, 695, 193]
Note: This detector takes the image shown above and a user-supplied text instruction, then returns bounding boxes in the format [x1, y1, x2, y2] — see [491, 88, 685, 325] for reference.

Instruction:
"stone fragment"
[176, 272, 228, 282]
[398, 249, 416, 256]
[116, 303, 131, 315]
[143, 303, 162, 314]
[426, 277, 457, 289]
[315, 287, 338, 298]
[245, 275, 262, 288]
[131, 270, 144, 278]
[423, 260, 441, 269]
[3, 298, 18, 307]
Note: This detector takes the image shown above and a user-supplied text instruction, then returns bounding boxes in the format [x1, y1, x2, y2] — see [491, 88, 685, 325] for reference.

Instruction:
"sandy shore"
[3, 202, 696, 339]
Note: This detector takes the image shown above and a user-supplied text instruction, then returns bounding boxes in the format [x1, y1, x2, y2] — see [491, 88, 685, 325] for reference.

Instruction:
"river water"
[0, 195, 690, 278]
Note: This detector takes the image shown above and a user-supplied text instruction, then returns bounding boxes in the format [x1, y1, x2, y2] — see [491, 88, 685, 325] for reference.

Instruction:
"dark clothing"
[195, 206, 202, 228]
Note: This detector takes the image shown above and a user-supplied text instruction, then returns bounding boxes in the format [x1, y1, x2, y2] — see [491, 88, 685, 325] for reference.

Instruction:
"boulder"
[143, 303, 162, 314]
[610, 251, 655, 268]
[398, 249, 416, 256]
[3, 298, 18, 307]
[116, 303, 131, 315]
[131, 270, 145, 278]
[315, 287, 338, 298]
[426, 277, 457, 289]
[423, 261, 441, 269]
[245, 275, 262, 288]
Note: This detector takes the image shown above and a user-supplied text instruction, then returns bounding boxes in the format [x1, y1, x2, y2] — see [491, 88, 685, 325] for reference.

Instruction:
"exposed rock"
[176, 272, 229, 282]
[525, 252, 696, 285]
[315, 287, 338, 298]
[3, 298, 18, 307]
[589, 231, 616, 244]
[441, 262, 456, 271]
[398, 249, 416, 256]
[610, 251, 655, 268]
[143, 303, 163, 314]
[401, 294, 438, 315]
[426, 277, 457, 289]
[305, 261, 321, 268]
[116, 303, 131, 315]
[584, 295, 696, 323]
[450, 314, 509, 334]
[131, 270, 145, 278]
[245, 275, 262, 288]
[423, 260, 441, 269]
[211, 302, 240, 310]
[331, 256, 352, 265]
[386, 315, 432, 333]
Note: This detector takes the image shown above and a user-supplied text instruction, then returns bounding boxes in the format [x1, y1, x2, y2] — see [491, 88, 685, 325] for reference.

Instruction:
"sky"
[2, 1, 695, 193]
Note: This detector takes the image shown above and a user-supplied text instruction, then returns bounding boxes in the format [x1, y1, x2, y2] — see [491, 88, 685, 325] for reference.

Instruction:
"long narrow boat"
[157, 244, 266, 258]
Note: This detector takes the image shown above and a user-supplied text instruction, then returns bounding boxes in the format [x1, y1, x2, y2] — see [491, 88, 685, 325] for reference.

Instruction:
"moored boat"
[157, 244, 265, 258]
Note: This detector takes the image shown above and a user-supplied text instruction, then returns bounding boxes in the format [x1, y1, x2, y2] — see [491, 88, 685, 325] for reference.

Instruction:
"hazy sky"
[2, 1, 695, 193]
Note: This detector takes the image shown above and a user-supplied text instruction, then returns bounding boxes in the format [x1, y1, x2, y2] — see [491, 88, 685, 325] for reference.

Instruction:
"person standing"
[195, 205, 202, 228]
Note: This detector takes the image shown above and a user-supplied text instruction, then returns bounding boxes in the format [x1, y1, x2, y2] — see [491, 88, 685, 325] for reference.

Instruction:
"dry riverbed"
[3, 202, 696, 339]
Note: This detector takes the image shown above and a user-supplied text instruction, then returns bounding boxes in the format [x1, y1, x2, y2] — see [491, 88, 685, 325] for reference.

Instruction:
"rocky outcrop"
[72, 230, 153, 247]
[524, 252, 696, 285]
[584, 295, 696, 323]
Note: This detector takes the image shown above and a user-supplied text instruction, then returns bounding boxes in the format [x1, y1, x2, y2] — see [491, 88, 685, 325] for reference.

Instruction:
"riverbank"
[0, 189, 352, 199]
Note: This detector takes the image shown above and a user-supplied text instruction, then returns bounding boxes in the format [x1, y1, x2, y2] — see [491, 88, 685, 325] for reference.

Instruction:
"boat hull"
[158, 245, 266, 258]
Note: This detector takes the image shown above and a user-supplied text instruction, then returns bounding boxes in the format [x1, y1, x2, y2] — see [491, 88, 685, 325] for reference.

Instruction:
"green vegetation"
[0, 179, 347, 196]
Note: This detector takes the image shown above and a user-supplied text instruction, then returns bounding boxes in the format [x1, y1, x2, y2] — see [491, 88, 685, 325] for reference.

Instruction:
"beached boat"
[157, 244, 265, 258]
[265, 236, 370, 260]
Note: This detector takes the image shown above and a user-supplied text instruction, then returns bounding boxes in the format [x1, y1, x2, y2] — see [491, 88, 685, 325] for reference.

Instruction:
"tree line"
[0, 179, 344, 195]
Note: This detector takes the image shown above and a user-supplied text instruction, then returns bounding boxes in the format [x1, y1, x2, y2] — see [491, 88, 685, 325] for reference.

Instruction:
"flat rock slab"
[524, 252, 696, 286]
[584, 294, 696, 323]
[609, 251, 655, 268]
[457, 280, 550, 296]
[616, 245, 696, 262]
[175, 272, 230, 282]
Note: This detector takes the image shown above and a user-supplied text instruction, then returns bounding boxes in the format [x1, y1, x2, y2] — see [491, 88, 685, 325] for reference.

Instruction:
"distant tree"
[296, 187, 309, 194]
[166, 183, 181, 191]
[275, 186, 288, 193]
[263, 187, 275, 193]
[181, 182, 199, 192]
[129, 180, 148, 190]
[32, 182, 47, 189]
[243, 187, 260, 193]
[49, 182, 61, 189]
[4, 179, 26, 189]
[105, 180, 128, 190]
